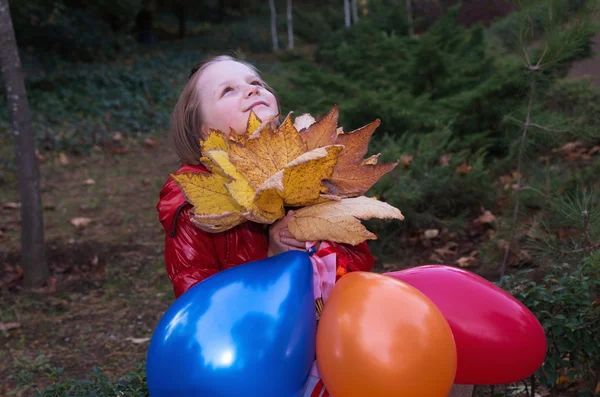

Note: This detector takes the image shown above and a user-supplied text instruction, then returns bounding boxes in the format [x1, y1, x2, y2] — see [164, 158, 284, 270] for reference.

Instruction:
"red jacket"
[157, 164, 376, 298]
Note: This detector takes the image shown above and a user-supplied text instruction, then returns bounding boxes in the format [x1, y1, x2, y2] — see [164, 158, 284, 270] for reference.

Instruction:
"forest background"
[0, 0, 599, 395]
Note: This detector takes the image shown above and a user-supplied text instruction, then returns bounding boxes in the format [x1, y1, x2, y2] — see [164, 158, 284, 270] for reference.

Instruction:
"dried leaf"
[440, 154, 451, 166]
[300, 105, 339, 150]
[334, 119, 381, 166]
[0, 322, 21, 331]
[70, 217, 92, 228]
[456, 163, 472, 175]
[59, 153, 69, 165]
[294, 114, 316, 131]
[126, 337, 150, 344]
[171, 172, 244, 216]
[143, 138, 160, 148]
[424, 229, 439, 239]
[229, 115, 307, 189]
[360, 154, 380, 165]
[175, 106, 403, 234]
[281, 146, 343, 206]
[2, 202, 20, 209]
[456, 256, 477, 268]
[35, 150, 46, 163]
[83, 178, 96, 185]
[400, 155, 413, 167]
[112, 132, 123, 141]
[288, 197, 404, 245]
[478, 210, 496, 224]
[328, 162, 397, 197]
[111, 148, 131, 155]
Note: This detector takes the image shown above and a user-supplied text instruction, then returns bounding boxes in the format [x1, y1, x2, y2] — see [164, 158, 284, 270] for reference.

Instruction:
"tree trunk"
[0, 0, 49, 287]
[406, 0, 414, 37]
[269, 0, 279, 51]
[176, 4, 186, 39]
[287, 0, 294, 50]
[351, 0, 359, 24]
[344, 0, 351, 27]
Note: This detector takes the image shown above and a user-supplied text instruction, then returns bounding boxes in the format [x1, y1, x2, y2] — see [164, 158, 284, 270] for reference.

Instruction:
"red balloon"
[385, 265, 547, 385]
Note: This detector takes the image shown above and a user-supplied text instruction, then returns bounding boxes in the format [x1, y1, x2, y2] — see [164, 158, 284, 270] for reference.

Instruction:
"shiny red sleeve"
[164, 205, 220, 298]
[317, 241, 375, 281]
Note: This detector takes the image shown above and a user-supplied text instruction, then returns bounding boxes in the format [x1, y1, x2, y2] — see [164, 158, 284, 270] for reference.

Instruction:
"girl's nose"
[244, 85, 260, 98]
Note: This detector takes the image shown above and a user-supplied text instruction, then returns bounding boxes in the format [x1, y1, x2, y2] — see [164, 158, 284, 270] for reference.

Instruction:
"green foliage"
[499, 253, 600, 393]
[0, 46, 203, 157]
[10, 0, 142, 62]
[11, 364, 149, 396]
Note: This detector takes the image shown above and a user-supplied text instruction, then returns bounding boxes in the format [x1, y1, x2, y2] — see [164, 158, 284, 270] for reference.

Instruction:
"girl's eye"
[221, 87, 233, 96]
[251, 80, 263, 86]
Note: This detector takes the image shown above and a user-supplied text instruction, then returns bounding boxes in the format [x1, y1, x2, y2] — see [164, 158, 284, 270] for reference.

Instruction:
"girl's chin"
[252, 106, 278, 120]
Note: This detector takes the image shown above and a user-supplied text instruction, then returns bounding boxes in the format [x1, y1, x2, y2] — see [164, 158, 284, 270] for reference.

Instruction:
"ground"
[0, 135, 177, 395]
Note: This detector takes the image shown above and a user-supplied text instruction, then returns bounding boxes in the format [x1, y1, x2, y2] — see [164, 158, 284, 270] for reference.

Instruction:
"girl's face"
[197, 60, 279, 136]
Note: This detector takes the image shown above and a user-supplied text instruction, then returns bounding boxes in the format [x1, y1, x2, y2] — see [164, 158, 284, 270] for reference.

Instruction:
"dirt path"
[0, 134, 181, 395]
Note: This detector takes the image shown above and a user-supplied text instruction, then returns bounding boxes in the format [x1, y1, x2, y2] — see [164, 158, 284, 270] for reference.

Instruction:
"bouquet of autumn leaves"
[171, 105, 404, 246]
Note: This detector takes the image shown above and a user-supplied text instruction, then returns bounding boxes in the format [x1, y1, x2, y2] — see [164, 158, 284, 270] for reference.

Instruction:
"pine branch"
[500, 75, 537, 281]
[557, 241, 600, 255]
[505, 116, 569, 133]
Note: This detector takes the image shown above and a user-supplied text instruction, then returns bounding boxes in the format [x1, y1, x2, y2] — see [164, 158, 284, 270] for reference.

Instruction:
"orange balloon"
[316, 272, 457, 397]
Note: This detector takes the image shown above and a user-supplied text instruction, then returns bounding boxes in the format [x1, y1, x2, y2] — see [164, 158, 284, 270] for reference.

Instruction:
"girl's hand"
[268, 210, 306, 256]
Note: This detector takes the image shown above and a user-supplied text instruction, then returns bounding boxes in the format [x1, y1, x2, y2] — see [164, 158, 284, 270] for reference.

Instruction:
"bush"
[499, 253, 600, 394]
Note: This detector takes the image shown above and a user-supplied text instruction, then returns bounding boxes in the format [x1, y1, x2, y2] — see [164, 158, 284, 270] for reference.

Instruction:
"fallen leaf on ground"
[456, 163, 472, 175]
[555, 141, 583, 153]
[83, 178, 96, 185]
[111, 148, 131, 155]
[478, 210, 496, 224]
[143, 138, 160, 148]
[424, 229, 439, 239]
[59, 153, 69, 165]
[0, 322, 21, 331]
[126, 337, 150, 344]
[440, 154, 451, 166]
[70, 217, 93, 228]
[400, 155, 413, 167]
[456, 255, 477, 268]
[35, 150, 46, 163]
[2, 202, 20, 209]
[112, 132, 123, 141]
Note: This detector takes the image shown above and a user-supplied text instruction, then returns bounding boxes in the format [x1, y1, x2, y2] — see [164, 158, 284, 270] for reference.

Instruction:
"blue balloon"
[146, 250, 317, 397]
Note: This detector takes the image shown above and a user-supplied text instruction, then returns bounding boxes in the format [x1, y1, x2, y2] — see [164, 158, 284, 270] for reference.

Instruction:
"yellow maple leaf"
[173, 105, 403, 235]
[170, 171, 247, 232]
[288, 196, 405, 245]
[228, 114, 308, 189]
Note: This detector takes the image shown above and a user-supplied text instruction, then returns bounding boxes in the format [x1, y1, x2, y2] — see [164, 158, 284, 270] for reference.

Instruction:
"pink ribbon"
[306, 241, 337, 303]
[305, 241, 337, 379]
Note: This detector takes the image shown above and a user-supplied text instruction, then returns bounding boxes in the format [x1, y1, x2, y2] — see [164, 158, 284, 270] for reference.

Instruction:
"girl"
[156, 55, 375, 397]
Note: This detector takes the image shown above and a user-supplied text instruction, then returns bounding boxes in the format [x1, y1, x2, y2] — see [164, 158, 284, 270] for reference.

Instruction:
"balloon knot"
[307, 246, 317, 256]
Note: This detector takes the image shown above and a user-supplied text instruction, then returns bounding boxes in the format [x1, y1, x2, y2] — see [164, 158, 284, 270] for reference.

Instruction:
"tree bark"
[351, 0, 359, 24]
[176, 3, 186, 39]
[0, 0, 49, 287]
[406, 0, 414, 37]
[344, 0, 351, 27]
[287, 0, 294, 50]
[269, 0, 279, 51]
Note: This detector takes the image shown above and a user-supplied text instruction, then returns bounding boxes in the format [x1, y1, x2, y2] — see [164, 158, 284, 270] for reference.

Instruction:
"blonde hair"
[169, 55, 277, 165]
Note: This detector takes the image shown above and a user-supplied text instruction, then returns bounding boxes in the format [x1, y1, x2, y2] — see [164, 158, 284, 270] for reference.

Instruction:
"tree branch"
[505, 116, 569, 133]
[500, 75, 537, 281]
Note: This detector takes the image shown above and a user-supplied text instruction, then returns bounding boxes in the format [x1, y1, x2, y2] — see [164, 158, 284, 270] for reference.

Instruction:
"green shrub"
[499, 253, 600, 394]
